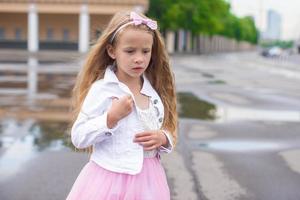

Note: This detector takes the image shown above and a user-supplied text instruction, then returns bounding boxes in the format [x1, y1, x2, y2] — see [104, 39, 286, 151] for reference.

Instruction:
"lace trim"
[136, 100, 160, 157]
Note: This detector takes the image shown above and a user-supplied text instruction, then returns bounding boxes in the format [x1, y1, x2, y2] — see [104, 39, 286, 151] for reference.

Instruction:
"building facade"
[0, 0, 148, 52]
[263, 9, 282, 40]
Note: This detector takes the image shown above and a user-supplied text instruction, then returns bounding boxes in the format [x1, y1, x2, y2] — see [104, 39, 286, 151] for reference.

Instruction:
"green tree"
[147, 0, 258, 44]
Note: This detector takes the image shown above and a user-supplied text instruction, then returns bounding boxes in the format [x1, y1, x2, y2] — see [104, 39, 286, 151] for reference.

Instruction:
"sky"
[229, 0, 300, 40]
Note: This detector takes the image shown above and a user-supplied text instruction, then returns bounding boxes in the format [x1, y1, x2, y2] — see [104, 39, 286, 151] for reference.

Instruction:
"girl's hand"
[133, 130, 167, 151]
[107, 95, 133, 128]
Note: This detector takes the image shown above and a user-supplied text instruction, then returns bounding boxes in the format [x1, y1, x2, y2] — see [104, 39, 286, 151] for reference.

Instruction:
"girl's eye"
[125, 50, 134, 53]
[143, 50, 150, 54]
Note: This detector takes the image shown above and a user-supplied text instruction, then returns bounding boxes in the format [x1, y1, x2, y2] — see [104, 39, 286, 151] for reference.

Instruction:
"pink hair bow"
[130, 12, 157, 30]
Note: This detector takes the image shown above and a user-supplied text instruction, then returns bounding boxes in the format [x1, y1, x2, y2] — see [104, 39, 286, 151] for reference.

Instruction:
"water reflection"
[0, 56, 75, 101]
[177, 92, 217, 120]
[202, 72, 214, 78]
[216, 107, 300, 122]
[207, 80, 226, 84]
[30, 121, 73, 151]
[177, 92, 300, 122]
[0, 56, 77, 181]
[198, 140, 282, 152]
[27, 57, 38, 100]
[0, 119, 73, 151]
[0, 119, 73, 181]
[0, 134, 37, 181]
[0, 56, 75, 121]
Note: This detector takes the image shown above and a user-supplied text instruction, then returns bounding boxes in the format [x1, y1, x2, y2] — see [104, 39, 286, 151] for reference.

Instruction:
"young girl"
[66, 11, 177, 200]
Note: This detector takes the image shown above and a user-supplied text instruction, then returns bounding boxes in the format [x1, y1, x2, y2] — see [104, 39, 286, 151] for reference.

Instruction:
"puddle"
[177, 92, 217, 120]
[198, 140, 282, 152]
[0, 119, 74, 181]
[0, 134, 37, 180]
[0, 56, 76, 99]
[177, 92, 300, 122]
[0, 119, 73, 151]
[0, 58, 79, 181]
[216, 107, 300, 122]
[29, 121, 73, 151]
[0, 60, 70, 64]
[207, 80, 226, 84]
[202, 73, 214, 78]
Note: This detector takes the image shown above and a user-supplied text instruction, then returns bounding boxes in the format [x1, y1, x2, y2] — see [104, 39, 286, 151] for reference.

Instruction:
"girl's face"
[108, 27, 153, 81]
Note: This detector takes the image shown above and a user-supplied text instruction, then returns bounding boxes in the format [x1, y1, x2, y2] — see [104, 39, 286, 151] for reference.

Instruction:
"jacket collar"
[103, 66, 153, 97]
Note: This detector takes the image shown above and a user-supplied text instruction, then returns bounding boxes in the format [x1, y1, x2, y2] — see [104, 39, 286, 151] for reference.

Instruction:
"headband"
[110, 12, 157, 43]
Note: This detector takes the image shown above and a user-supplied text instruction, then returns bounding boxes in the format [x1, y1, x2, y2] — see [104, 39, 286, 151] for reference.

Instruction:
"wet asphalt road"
[163, 52, 300, 200]
[0, 51, 300, 200]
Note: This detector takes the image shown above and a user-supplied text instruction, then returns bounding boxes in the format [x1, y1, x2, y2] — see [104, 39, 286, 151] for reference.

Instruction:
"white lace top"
[136, 100, 160, 158]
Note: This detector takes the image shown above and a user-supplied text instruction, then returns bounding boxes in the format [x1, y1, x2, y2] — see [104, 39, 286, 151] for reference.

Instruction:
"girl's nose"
[134, 54, 143, 63]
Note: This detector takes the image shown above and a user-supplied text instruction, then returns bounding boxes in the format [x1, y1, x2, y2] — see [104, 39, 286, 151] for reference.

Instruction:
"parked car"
[261, 46, 283, 57]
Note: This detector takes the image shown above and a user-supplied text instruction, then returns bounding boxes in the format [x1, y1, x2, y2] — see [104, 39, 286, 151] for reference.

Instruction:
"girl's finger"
[134, 136, 153, 143]
[141, 140, 156, 147]
[135, 132, 153, 138]
[137, 140, 156, 146]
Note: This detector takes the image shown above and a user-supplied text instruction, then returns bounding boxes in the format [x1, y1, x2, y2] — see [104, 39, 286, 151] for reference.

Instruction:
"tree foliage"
[147, 0, 258, 44]
[260, 40, 294, 49]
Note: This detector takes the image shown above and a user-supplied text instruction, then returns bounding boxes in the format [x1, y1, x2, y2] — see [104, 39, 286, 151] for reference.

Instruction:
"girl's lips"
[132, 67, 144, 70]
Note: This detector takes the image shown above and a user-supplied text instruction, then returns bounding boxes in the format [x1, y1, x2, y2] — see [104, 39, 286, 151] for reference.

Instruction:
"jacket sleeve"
[71, 82, 120, 149]
[158, 130, 174, 154]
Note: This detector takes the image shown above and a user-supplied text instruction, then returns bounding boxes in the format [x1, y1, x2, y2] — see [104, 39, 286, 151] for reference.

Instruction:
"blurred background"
[0, 0, 300, 200]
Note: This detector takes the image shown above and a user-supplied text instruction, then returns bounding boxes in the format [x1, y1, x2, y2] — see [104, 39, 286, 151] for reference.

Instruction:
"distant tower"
[297, 39, 300, 53]
[264, 9, 282, 40]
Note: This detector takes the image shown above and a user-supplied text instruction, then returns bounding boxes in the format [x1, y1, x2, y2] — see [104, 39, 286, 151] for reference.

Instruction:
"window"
[46, 28, 54, 41]
[15, 28, 22, 40]
[95, 29, 102, 39]
[62, 28, 69, 41]
[0, 27, 5, 40]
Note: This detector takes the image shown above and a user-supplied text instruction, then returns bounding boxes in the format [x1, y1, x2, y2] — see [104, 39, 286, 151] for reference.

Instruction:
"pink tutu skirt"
[66, 156, 170, 200]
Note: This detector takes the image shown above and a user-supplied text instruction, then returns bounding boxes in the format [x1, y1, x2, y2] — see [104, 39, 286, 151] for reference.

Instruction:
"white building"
[0, 0, 148, 52]
[263, 9, 282, 40]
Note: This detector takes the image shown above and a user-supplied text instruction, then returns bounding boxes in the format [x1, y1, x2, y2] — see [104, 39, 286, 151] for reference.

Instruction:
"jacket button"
[159, 118, 163, 123]
[105, 132, 112, 136]
[153, 99, 158, 104]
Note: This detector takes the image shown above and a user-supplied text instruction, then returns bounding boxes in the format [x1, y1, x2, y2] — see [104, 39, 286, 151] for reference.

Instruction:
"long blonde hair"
[71, 11, 178, 148]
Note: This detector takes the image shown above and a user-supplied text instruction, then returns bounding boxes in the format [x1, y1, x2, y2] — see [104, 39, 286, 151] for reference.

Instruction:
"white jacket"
[71, 66, 173, 175]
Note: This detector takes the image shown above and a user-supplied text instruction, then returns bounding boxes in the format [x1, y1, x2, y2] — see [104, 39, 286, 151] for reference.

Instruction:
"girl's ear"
[106, 44, 116, 59]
